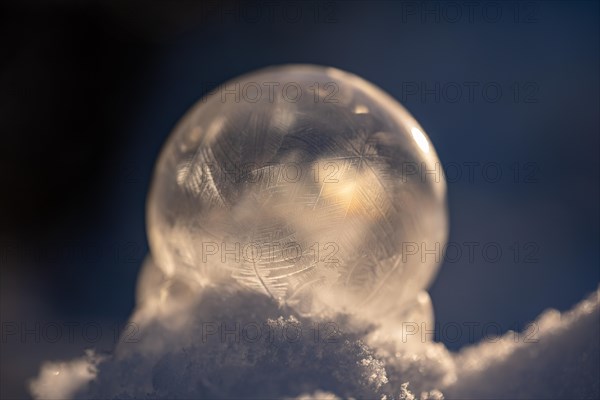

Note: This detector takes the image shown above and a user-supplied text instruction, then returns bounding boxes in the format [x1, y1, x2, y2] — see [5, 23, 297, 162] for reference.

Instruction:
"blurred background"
[1, 1, 598, 398]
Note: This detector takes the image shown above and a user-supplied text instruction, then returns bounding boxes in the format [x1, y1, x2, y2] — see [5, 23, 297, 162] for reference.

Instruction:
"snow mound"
[29, 266, 599, 399]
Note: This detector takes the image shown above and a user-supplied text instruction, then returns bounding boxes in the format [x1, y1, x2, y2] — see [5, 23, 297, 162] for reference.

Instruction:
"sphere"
[147, 65, 448, 318]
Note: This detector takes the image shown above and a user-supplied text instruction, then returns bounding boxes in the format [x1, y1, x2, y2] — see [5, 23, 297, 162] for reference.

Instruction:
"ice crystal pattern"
[147, 65, 448, 317]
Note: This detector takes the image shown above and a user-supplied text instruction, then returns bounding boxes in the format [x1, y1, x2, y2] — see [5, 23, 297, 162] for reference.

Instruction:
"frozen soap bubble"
[147, 65, 448, 319]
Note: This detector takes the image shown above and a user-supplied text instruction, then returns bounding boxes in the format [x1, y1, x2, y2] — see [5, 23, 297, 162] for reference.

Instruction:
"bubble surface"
[147, 65, 448, 318]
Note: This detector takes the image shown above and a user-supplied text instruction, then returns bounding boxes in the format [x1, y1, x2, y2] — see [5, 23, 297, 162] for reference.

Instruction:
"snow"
[29, 259, 599, 399]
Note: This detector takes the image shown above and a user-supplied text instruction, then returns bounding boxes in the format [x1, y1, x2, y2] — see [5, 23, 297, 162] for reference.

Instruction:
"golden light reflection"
[354, 104, 369, 114]
[319, 167, 377, 217]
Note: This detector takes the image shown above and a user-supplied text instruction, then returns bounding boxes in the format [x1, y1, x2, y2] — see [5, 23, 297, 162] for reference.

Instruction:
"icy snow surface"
[30, 257, 599, 399]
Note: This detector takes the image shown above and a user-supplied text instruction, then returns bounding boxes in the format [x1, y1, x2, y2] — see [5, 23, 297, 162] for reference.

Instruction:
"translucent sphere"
[147, 65, 448, 318]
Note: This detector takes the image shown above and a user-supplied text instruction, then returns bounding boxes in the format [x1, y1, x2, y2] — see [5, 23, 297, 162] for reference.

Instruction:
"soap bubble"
[147, 65, 447, 319]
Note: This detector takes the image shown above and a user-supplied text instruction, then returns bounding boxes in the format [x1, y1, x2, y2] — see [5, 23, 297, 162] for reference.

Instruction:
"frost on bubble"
[146, 64, 448, 321]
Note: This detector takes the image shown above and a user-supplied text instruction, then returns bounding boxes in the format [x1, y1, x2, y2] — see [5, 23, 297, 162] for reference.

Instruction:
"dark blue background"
[1, 1, 598, 397]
